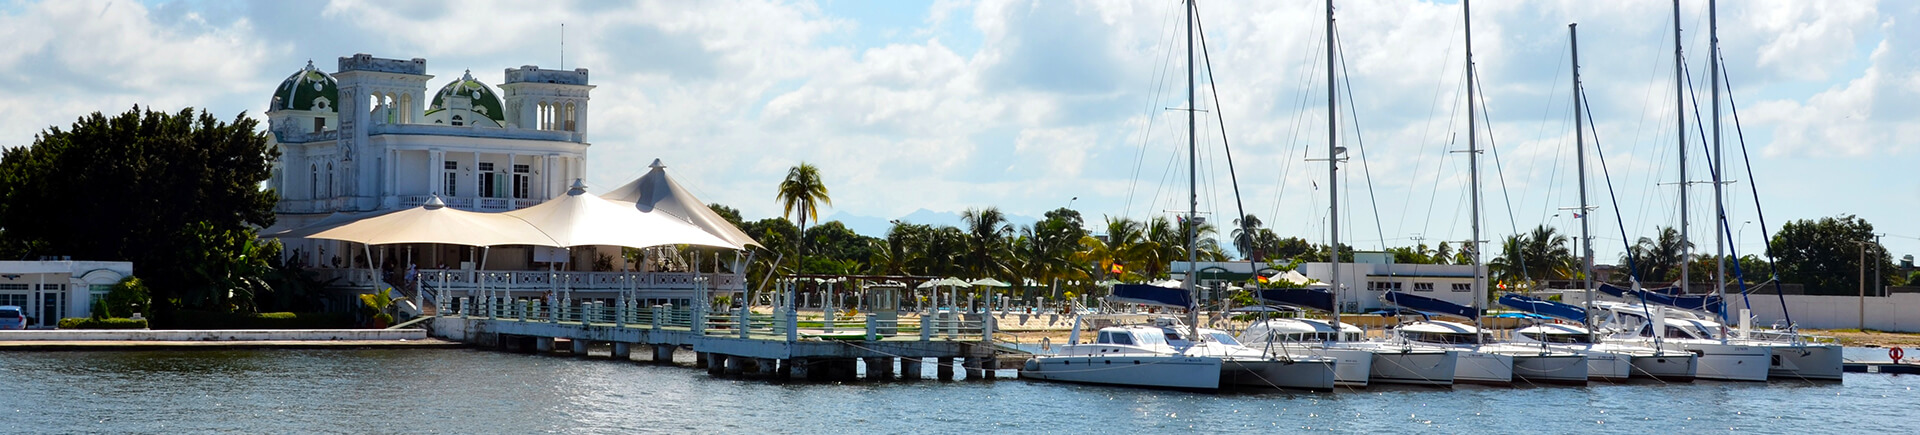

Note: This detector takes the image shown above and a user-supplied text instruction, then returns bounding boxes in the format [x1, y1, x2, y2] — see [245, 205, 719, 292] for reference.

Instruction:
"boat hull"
[1344, 344, 1457, 386]
[1294, 348, 1373, 388]
[1764, 343, 1844, 381]
[1225, 357, 1338, 392]
[1668, 340, 1770, 382]
[1021, 355, 1223, 390]
[1628, 352, 1698, 382]
[1507, 353, 1590, 385]
[1450, 350, 1514, 386]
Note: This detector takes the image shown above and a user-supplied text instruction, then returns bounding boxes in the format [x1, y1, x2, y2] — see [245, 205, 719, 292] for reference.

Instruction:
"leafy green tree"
[1271, 237, 1316, 261]
[801, 221, 879, 273]
[1769, 215, 1893, 296]
[0, 106, 278, 325]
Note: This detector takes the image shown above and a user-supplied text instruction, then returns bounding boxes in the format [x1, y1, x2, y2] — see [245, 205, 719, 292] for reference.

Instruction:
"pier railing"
[426, 292, 995, 344]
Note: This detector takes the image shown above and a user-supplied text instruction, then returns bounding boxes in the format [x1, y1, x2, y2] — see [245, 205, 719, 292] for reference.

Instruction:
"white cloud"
[0, 0, 272, 144]
[2, 0, 1914, 258]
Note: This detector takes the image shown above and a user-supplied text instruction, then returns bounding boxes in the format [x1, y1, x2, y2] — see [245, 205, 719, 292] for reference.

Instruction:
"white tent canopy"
[260, 208, 405, 239]
[602, 159, 762, 249]
[506, 180, 739, 249]
[308, 197, 559, 247]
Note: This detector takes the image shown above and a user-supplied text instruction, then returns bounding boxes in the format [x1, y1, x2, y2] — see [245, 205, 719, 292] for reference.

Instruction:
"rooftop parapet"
[338, 54, 428, 75]
[504, 65, 589, 85]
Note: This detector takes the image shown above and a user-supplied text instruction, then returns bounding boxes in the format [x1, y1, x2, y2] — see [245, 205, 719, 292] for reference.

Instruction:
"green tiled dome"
[269, 60, 339, 113]
[428, 70, 506, 123]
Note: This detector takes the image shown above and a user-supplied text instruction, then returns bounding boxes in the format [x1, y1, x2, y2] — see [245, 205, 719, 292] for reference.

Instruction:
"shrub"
[58, 317, 149, 329]
[100, 277, 151, 318]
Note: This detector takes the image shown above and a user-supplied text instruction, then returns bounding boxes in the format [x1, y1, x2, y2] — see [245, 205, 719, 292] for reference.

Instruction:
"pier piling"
[535, 337, 555, 353]
[651, 345, 675, 363]
[570, 339, 589, 356]
[611, 342, 632, 360]
[902, 357, 924, 380]
[937, 357, 955, 381]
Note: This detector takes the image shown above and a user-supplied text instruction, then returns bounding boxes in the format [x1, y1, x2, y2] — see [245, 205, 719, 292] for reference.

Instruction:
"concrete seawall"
[0, 329, 429, 341]
[0, 329, 463, 350]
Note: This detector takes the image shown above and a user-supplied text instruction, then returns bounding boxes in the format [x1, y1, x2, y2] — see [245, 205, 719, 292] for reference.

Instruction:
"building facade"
[266, 54, 595, 268]
[1175, 257, 1483, 313]
[0, 261, 136, 328]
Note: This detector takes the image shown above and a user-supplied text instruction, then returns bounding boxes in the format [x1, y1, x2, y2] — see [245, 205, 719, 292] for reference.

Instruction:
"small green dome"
[428, 70, 506, 123]
[269, 60, 339, 113]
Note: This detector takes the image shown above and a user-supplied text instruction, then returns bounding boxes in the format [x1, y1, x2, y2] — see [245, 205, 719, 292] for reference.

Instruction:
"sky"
[0, 0, 1915, 265]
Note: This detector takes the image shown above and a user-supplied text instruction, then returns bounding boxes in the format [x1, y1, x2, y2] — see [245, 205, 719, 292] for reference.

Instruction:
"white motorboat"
[1240, 318, 1459, 388]
[1514, 322, 1697, 382]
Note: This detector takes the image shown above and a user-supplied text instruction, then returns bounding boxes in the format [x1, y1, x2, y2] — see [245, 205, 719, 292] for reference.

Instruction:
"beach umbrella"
[969, 277, 1012, 287]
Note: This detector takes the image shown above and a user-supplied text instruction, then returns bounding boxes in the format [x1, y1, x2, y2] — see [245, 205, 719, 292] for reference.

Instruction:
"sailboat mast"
[1326, 0, 1342, 336]
[1673, 0, 1691, 297]
[1464, 0, 1484, 345]
[1709, 0, 1729, 332]
[1184, 0, 1201, 339]
[1570, 23, 1594, 341]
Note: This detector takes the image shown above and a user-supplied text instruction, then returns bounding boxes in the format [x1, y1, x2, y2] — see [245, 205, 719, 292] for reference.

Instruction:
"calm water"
[2, 348, 1915, 433]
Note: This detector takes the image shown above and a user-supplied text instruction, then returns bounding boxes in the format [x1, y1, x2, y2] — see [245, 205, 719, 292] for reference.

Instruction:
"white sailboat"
[1695, 0, 1845, 383]
[1394, 0, 1585, 386]
[1503, 23, 1699, 384]
[1020, 0, 1336, 392]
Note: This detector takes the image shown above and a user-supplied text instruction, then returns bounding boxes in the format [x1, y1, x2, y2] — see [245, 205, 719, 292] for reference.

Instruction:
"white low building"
[0, 260, 136, 328]
[1174, 254, 1484, 313]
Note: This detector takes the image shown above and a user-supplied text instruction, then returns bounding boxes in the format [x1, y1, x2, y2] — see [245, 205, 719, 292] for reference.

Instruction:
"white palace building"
[264, 54, 748, 313]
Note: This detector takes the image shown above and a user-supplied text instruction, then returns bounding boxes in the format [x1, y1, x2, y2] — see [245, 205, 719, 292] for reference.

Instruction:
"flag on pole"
[1110, 262, 1125, 274]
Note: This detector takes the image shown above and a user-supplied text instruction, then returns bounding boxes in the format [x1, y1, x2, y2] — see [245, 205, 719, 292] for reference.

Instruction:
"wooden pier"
[426, 298, 1022, 382]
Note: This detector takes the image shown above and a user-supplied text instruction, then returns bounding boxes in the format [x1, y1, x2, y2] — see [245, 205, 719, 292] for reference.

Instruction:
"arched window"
[563, 102, 576, 131]
[326, 162, 334, 198]
[309, 163, 318, 199]
[536, 102, 550, 130]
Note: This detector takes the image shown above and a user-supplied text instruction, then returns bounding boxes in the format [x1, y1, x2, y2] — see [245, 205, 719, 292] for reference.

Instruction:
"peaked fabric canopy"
[308, 197, 559, 247]
[505, 182, 738, 249]
[602, 159, 762, 248]
[260, 208, 405, 239]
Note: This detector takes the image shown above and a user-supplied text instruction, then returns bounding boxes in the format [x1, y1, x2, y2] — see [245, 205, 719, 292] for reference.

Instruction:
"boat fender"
[1893, 347, 1906, 364]
[1041, 337, 1051, 351]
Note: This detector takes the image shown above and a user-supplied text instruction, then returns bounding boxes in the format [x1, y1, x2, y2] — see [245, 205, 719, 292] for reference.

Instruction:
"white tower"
[499, 65, 594, 141]
[333, 54, 433, 210]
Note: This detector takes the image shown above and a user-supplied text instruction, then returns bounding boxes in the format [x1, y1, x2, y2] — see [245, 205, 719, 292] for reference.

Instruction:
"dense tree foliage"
[1768, 215, 1895, 296]
[0, 106, 279, 324]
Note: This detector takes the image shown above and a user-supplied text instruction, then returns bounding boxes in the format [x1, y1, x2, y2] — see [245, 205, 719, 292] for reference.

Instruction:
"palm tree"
[777, 162, 831, 267]
[1622, 226, 1690, 284]
[1490, 225, 1576, 291]
[961, 207, 1015, 278]
[1231, 214, 1264, 261]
